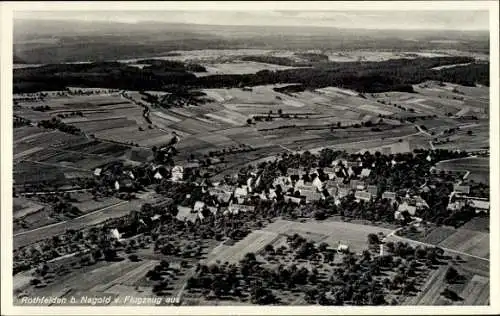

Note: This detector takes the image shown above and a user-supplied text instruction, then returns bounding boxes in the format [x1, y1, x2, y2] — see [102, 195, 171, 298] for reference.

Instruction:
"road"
[18, 188, 94, 197]
[13, 199, 136, 249]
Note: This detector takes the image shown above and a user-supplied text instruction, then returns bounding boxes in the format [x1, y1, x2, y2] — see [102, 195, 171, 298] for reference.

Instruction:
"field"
[13, 191, 161, 249]
[205, 219, 393, 266]
[438, 229, 490, 259]
[436, 157, 489, 184]
[403, 256, 489, 305]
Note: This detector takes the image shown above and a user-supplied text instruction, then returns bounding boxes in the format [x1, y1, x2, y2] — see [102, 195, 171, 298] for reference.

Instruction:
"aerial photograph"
[8, 5, 493, 309]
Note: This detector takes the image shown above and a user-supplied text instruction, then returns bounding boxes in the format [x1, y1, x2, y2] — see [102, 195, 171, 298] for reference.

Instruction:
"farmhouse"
[312, 177, 323, 191]
[284, 195, 302, 204]
[94, 168, 102, 177]
[151, 214, 161, 221]
[382, 191, 397, 201]
[350, 179, 365, 190]
[397, 201, 417, 216]
[193, 201, 205, 212]
[171, 165, 184, 181]
[273, 176, 292, 190]
[322, 167, 336, 179]
[154, 171, 163, 180]
[287, 168, 303, 177]
[451, 197, 491, 213]
[367, 185, 378, 196]
[234, 186, 249, 198]
[337, 243, 349, 253]
[301, 189, 323, 203]
[331, 159, 348, 167]
[228, 204, 255, 214]
[326, 185, 338, 197]
[208, 187, 233, 203]
[360, 168, 372, 178]
[469, 199, 490, 213]
[296, 182, 316, 192]
[453, 184, 471, 194]
[354, 190, 372, 202]
[337, 186, 351, 198]
[114, 178, 134, 192]
[413, 196, 429, 209]
[176, 206, 197, 223]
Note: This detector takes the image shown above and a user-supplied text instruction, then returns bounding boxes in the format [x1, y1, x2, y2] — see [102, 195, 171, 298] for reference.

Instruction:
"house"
[382, 191, 397, 201]
[228, 204, 255, 214]
[296, 182, 316, 193]
[234, 186, 249, 198]
[114, 178, 134, 192]
[394, 210, 405, 221]
[453, 184, 471, 195]
[367, 185, 378, 196]
[284, 195, 302, 204]
[467, 198, 490, 213]
[287, 168, 303, 177]
[360, 168, 372, 178]
[413, 196, 429, 209]
[151, 214, 162, 221]
[171, 165, 184, 181]
[176, 206, 197, 223]
[331, 159, 348, 167]
[154, 171, 163, 180]
[323, 167, 336, 179]
[397, 202, 417, 216]
[94, 168, 102, 177]
[350, 179, 365, 190]
[268, 189, 277, 200]
[193, 201, 205, 212]
[354, 190, 372, 202]
[208, 188, 233, 204]
[337, 186, 351, 198]
[326, 185, 338, 197]
[301, 189, 323, 203]
[337, 243, 349, 253]
[109, 228, 122, 241]
[312, 177, 323, 191]
[207, 206, 218, 215]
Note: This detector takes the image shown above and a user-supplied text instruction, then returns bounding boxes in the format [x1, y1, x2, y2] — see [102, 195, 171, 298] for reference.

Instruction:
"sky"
[14, 10, 489, 31]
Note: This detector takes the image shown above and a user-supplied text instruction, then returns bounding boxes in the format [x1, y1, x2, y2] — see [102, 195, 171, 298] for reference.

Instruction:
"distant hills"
[13, 19, 489, 64]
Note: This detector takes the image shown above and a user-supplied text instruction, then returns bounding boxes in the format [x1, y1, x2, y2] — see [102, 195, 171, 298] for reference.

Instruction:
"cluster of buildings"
[447, 183, 490, 213]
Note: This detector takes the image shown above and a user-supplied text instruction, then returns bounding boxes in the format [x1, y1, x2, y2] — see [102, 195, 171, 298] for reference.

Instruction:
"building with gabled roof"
[360, 168, 372, 178]
[398, 202, 417, 216]
[301, 189, 323, 203]
[176, 206, 197, 223]
[354, 190, 372, 202]
[284, 195, 302, 204]
[453, 184, 471, 195]
[228, 204, 255, 214]
[382, 191, 397, 201]
[367, 185, 378, 196]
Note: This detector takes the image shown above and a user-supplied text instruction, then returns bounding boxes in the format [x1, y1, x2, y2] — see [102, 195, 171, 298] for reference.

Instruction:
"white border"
[1, 1, 499, 315]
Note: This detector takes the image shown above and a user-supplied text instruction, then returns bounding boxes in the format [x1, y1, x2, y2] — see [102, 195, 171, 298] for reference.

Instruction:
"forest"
[13, 56, 488, 94]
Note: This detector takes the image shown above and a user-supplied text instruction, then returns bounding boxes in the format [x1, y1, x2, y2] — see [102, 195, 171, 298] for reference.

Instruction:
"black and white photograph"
[1, 1, 499, 315]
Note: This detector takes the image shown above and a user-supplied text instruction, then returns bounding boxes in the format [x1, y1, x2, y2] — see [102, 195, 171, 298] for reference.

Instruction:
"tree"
[128, 254, 140, 262]
[445, 266, 461, 284]
[367, 233, 380, 245]
[441, 288, 462, 301]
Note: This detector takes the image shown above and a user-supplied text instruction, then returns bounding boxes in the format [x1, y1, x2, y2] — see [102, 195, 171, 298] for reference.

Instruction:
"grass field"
[438, 229, 490, 259]
[436, 157, 489, 184]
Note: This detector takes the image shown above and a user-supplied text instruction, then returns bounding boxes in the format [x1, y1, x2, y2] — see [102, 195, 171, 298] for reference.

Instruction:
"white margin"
[1, 1, 499, 315]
